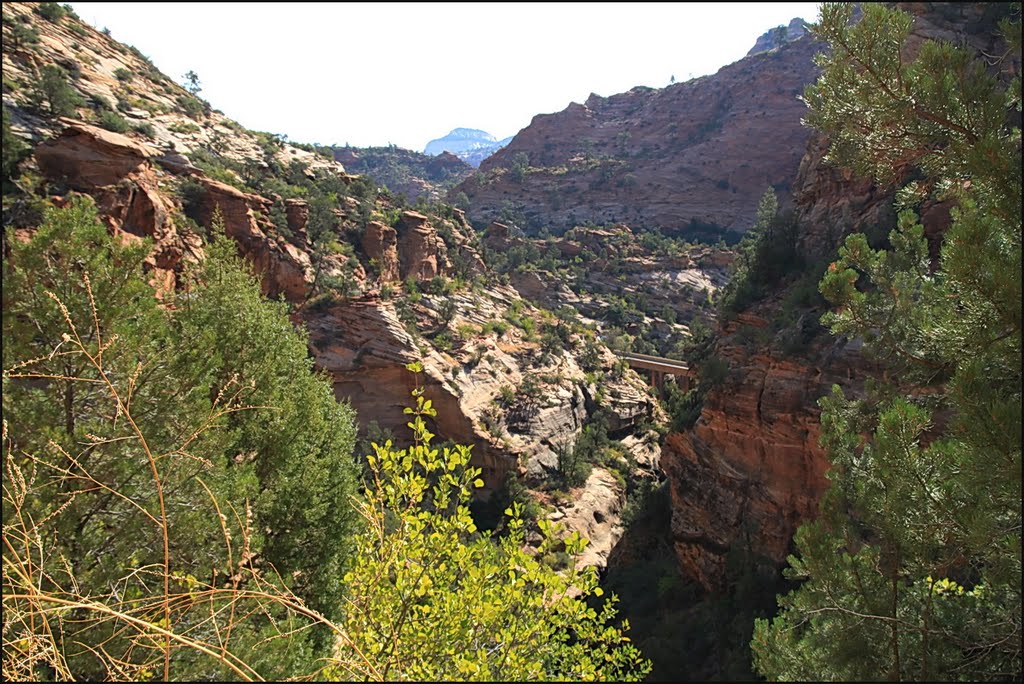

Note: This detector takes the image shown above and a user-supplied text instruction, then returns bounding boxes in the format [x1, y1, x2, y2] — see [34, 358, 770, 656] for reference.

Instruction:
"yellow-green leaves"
[333, 368, 651, 681]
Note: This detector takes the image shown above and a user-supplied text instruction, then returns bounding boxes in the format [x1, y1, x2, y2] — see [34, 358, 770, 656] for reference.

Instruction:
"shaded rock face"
[396, 210, 449, 281]
[284, 199, 310, 244]
[662, 319, 869, 590]
[455, 35, 820, 236]
[192, 177, 316, 302]
[361, 221, 401, 282]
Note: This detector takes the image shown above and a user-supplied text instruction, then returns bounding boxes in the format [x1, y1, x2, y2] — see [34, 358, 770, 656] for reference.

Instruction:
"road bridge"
[616, 351, 695, 393]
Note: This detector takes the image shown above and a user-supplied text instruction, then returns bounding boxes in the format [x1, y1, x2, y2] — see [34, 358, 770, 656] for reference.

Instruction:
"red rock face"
[395, 211, 449, 281]
[31, 121, 324, 303]
[455, 36, 820, 236]
[33, 121, 201, 293]
[662, 323, 868, 590]
[299, 297, 518, 493]
[284, 198, 310, 245]
[362, 221, 401, 283]
[192, 178, 315, 302]
[34, 119, 156, 188]
[659, 2, 1018, 590]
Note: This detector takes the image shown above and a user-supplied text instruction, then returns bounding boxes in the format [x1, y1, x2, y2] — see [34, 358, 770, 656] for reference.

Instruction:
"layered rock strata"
[455, 34, 820, 236]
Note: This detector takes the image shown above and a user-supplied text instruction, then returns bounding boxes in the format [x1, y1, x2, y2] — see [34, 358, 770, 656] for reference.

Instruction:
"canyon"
[5, 2, 1015, 680]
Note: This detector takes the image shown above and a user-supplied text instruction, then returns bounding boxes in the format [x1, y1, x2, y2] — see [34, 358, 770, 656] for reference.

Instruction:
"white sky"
[69, 2, 821, 151]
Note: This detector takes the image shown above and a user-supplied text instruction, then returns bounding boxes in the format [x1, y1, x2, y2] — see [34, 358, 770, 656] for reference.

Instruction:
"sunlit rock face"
[455, 35, 820, 238]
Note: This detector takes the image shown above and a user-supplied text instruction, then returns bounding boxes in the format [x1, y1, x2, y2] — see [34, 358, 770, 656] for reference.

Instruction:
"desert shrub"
[132, 121, 156, 139]
[175, 93, 205, 119]
[30, 65, 84, 117]
[33, 2, 66, 21]
[96, 108, 130, 133]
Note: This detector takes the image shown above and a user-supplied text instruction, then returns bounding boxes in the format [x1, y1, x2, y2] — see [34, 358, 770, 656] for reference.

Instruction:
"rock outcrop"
[361, 221, 400, 282]
[192, 177, 324, 301]
[34, 118, 157, 187]
[454, 34, 820, 237]
[747, 18, 809, 56]
[548, 467, 626, 569]
[32, 120, 200, 291]
[395, 210, 449, 281]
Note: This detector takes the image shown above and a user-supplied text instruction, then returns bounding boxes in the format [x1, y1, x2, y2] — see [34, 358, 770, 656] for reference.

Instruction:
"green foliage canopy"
[330, 366, 651, 681]
[2, 198, 360, 679]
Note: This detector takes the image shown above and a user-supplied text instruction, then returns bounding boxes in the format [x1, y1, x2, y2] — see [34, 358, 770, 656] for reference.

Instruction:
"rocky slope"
[658, 1, 1019, 591]
[2, 3, 345, 184]
[2, 1, 668, 571]
[452, 33, 820, 237]
[480, 221, 732, 358]
[332, 145, 473, 203]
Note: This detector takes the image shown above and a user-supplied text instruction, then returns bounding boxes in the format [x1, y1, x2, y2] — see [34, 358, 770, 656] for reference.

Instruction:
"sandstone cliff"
[659, 1, 1019, 590]
[453, 34, 820, 237]
[3, 2, 668, 572]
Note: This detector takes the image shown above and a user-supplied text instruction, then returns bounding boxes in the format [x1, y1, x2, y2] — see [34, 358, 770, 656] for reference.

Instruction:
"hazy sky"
[69, 2, 821, 151]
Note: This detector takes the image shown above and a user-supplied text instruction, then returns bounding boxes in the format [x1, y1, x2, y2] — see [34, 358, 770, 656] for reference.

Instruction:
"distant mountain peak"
[747, 17, 809, 56]
[424, 128, 512, 167]
[444, 127, 497, 142]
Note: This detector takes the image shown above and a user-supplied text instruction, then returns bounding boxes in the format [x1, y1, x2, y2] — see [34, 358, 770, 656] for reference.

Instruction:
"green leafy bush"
[2, 106, 30, 194]
[330, 366, 650, 680]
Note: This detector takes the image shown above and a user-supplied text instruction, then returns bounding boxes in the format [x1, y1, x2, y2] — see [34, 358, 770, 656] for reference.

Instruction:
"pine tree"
[3, 199, 360, 679]
[752, 3, 1021, 681]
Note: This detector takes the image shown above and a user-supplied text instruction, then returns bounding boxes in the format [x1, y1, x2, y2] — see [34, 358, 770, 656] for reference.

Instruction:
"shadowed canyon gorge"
[3, 2, 1020, 681]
